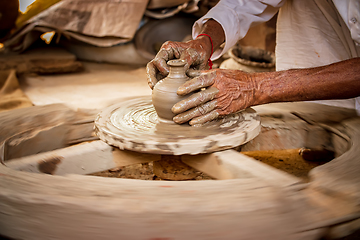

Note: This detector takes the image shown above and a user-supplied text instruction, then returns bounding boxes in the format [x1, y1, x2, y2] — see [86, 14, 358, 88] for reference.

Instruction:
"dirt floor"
[241, 148, 330, 181]
[89, 148, 328, 181]
[90, 161, 214, 180]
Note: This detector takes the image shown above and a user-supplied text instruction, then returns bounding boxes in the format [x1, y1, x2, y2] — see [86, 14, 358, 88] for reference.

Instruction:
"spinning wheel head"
[95, 96, 261, 155]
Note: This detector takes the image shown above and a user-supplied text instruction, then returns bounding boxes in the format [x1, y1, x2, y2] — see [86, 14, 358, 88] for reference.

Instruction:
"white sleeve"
[192, 0, 286, 60]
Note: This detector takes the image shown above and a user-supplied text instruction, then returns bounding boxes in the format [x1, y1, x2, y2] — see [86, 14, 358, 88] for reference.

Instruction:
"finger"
[173, 100, 217, 124]
[153, 44, 183, 75]
[189, 110, 220, 126]
[172, 87, 219, 114]
[146, 61, 158, 89]
[160, 41, 182, 59]
[179, 48, 199, 72]
[177, 71, 216, 95]
[152, 48, 172, 76]
[186, 69, 202, 78]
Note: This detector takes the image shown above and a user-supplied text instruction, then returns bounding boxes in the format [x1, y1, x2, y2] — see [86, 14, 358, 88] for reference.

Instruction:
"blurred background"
[0, 0, 277, 111]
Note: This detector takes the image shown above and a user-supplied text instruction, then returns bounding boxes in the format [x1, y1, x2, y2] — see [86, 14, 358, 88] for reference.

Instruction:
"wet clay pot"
[152, 59, 190, 122]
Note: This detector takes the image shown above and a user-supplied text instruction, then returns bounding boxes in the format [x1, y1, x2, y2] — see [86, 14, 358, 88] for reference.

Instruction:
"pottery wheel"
[95, 96, 261, 155]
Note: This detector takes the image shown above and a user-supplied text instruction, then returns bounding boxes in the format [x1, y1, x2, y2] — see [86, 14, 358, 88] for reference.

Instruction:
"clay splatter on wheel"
[95, 96, 261, 155]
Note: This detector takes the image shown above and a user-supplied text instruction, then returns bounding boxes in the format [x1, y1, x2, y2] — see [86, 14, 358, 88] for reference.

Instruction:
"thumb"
[179, 48, 199, 72]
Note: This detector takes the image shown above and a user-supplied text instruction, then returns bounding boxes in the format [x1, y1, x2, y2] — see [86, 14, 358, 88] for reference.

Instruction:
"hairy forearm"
[253, 58, 360, 105]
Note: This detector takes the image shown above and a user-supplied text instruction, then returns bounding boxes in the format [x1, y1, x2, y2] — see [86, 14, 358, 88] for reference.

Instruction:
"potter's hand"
[172, 69, 258, 125]
[146, 37, 212, 89]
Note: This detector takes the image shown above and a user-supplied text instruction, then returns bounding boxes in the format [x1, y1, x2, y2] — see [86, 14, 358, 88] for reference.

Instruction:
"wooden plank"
[181, 153, 234, 180]
[5, 141, 160, 175]
[5, 141, 114, 175]
[183, 149, 302, 187]
[66, 120, 98, 145]
[112, 148, 160, 166]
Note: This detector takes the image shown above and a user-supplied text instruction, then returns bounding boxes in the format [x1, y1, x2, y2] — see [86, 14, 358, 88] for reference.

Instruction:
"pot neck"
[167, 59, 187, 79]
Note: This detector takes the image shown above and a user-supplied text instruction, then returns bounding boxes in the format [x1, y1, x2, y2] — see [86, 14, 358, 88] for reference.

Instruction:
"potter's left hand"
[172, 69, 258, 125]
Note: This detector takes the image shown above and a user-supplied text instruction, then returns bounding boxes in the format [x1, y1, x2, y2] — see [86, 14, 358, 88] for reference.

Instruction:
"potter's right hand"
[171, 69, 259, 125]
[146, 36, 212, 89]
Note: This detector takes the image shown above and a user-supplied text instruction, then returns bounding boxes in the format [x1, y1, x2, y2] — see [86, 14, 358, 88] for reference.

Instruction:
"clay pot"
[220, 45, 275, 72]
[152, 59, 189, 122]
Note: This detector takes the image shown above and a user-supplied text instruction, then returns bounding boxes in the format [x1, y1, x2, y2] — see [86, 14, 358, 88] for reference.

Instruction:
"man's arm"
[172, 58, 360, 125]
[254, 58, 360, 105]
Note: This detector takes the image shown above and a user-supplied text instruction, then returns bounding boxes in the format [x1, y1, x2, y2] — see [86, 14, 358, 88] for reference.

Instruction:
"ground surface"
[20, 61, 151, 110]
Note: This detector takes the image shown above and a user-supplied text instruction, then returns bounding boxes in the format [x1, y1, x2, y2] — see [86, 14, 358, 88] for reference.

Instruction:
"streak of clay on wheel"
[95, 96, 261, 155]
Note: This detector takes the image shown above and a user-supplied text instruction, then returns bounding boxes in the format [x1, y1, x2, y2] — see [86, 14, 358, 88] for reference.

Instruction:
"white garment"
[192, 0, 360, 114]
[193, 0, 285, 59]
[333, 0, 360, 46]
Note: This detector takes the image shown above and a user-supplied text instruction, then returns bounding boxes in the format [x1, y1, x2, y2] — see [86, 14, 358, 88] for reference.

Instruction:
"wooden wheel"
[1, 102, 360, 240]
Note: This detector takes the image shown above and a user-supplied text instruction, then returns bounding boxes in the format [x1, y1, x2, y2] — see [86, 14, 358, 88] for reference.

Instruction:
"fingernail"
[190, 123, 203, 127]
[176, 88, 185, 95]
[171, 105, 179, 114]
[177, 86, 191, 95]
[189, 119, 199, 126]
[173, 115, 183, 124]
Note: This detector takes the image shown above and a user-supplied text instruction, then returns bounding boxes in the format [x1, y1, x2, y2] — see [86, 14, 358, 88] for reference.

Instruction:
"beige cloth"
[5, 0, 149, 52]
[276, 0, 360, 113]
[0, 69, 33, 112]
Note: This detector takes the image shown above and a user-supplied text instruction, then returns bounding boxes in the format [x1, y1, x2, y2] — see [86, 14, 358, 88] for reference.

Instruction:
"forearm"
[253, 58, 360, 105]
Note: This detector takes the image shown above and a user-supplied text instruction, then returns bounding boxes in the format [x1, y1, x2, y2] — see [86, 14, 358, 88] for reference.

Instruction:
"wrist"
[196, 34, 213, 69]
[252, 70, 295, 106]
[250, 72, 275, 106]
[196, 34, 213, 58]
[199, 19, 225, 52]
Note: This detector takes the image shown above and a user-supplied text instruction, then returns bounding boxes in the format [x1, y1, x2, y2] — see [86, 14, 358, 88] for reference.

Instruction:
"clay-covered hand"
[172, 69, 258, 125]
[146, 38, 211, 89]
